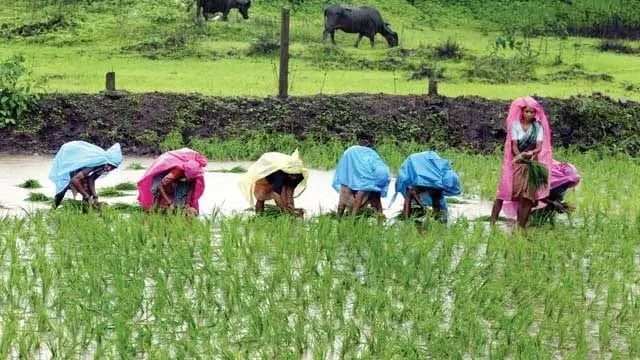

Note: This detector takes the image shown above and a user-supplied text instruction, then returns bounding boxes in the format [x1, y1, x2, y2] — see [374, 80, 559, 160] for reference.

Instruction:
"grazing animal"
[189, 0, 251, 23]
[323, 4, 398, 48]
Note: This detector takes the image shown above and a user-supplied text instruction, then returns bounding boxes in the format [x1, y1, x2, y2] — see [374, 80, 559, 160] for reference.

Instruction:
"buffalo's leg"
[354, 34, 363, 48]
[322, 29, 329, 44]
[369, 35, 375, 47]
[222, 9, 230, 21]
[330, 31, 337, 45]
[196, 6, 203, 24]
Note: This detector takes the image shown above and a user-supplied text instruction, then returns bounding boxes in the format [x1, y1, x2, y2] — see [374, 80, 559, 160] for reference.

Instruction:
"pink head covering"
[137, 148, 208, 214]
[550, 159, 581, 189]
[496, 97, 553, 218]
[184, 160, 204, 180]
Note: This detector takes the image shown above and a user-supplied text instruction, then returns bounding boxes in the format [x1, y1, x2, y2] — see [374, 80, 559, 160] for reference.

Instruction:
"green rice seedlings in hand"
[527, 160, 549, 190]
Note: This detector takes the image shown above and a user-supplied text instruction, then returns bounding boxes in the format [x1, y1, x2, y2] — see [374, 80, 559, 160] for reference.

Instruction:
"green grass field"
[1, 0, 640, 99]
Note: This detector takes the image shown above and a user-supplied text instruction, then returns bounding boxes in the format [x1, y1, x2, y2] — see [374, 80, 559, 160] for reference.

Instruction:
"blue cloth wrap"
[48, 141, 123, 196]
[332, 146, 391, 197]
[391, 151, 461, 212]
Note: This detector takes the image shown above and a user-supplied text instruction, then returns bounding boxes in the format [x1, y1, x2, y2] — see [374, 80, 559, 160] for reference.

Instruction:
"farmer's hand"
[185, 206, 197, 216]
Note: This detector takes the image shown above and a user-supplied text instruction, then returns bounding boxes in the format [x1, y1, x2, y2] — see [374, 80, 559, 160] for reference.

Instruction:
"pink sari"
[496, 97, 553, 218]
[137, 148, 208, 214]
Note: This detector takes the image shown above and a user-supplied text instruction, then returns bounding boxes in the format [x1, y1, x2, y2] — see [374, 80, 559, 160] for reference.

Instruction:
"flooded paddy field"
[1, 152, 639, 358]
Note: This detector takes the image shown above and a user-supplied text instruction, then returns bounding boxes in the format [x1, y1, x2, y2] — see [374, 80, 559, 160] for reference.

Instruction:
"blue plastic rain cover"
[391, 151, 461, 211]
[49, 141, 123, 195]
[332, 145, 391, 197]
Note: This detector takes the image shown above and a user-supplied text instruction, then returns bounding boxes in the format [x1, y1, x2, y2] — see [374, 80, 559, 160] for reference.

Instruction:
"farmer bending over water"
[537, 159, 581, 215]
[49, 141, 123, 209]
[490, 97, 552, 229]
[333, 133, 391, 217]
[137, 148, 208, 215]
[239, 149, 309, 215]
[391, 151, 461, 223]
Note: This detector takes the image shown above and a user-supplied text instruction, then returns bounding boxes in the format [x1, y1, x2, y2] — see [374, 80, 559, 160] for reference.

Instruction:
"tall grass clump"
[430, 38, 465, 60]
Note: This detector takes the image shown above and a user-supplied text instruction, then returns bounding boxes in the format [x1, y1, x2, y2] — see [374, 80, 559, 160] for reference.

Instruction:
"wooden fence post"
[106, 72, 116, 91]
[428, 78, 438, 96]
[278, 8, 290, 99]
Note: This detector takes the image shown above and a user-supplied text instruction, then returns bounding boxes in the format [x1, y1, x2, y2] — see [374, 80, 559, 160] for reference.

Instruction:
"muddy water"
[0, 154, 493, 220]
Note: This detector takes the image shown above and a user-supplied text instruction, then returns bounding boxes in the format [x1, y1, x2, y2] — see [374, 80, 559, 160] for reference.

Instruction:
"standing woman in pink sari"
[490, 97, 553, 229]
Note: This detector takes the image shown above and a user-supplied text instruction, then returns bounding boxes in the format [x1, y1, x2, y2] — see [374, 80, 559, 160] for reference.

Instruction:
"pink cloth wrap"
[496, 97, 553, 218]
[137, 148, 208, 214]
[550, 160, 581, 189]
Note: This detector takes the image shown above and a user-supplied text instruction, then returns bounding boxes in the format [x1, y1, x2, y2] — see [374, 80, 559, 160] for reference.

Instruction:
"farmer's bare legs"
[403, 188, 424, 219]
[490, 199, 504, 226]
[403, 192, 412, 219]
[255, 200, 266, 213]
[517, 198, 535, 229]
[430, 189, 443, 220]
[283, 185, 295, 208]
[369, 192, 382, 212]
[351, 191, 367, 216]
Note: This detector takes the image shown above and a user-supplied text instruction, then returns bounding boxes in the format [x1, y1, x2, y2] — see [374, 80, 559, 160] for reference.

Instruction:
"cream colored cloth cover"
[238, 149, 309, 205]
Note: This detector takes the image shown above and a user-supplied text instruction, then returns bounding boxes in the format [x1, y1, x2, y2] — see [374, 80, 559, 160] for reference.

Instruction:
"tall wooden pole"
[278, 8, 290, 99]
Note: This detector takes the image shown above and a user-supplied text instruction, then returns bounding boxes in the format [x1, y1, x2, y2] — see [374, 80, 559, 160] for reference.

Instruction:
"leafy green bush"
[0, 56, 40, 128]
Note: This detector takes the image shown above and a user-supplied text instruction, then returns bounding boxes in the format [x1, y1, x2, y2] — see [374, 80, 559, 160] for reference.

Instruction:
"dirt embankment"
[1, 93, 638, 156]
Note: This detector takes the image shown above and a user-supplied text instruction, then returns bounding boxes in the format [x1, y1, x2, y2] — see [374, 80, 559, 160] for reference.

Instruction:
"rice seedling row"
[0, 149, 638, 357]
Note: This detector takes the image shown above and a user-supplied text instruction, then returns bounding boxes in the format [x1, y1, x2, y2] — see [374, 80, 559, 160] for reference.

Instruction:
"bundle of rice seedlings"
[527, 160, 549, 190]
[25, 192, 51, 202]
[18, 179, 42, 189]
[259, 204, 305, 218]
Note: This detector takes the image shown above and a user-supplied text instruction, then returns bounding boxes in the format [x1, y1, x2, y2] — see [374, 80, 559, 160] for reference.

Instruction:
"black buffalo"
[190, 0, 251, 23]
[323, 4, 398, 48]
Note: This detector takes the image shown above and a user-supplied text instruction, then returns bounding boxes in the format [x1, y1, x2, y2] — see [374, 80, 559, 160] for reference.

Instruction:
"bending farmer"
[137, 148, 208, 215]
[392, 151, 461, 222]
[332, 134, 391, 217]
[490, 96, 553, 229]
[49, 141, 123, 209]
[539, 159, 581, 214]
[238, 150, 308, 215]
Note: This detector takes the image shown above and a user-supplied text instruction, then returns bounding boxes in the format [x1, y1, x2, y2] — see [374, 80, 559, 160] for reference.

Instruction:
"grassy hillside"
[1, 0, 640, 99]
